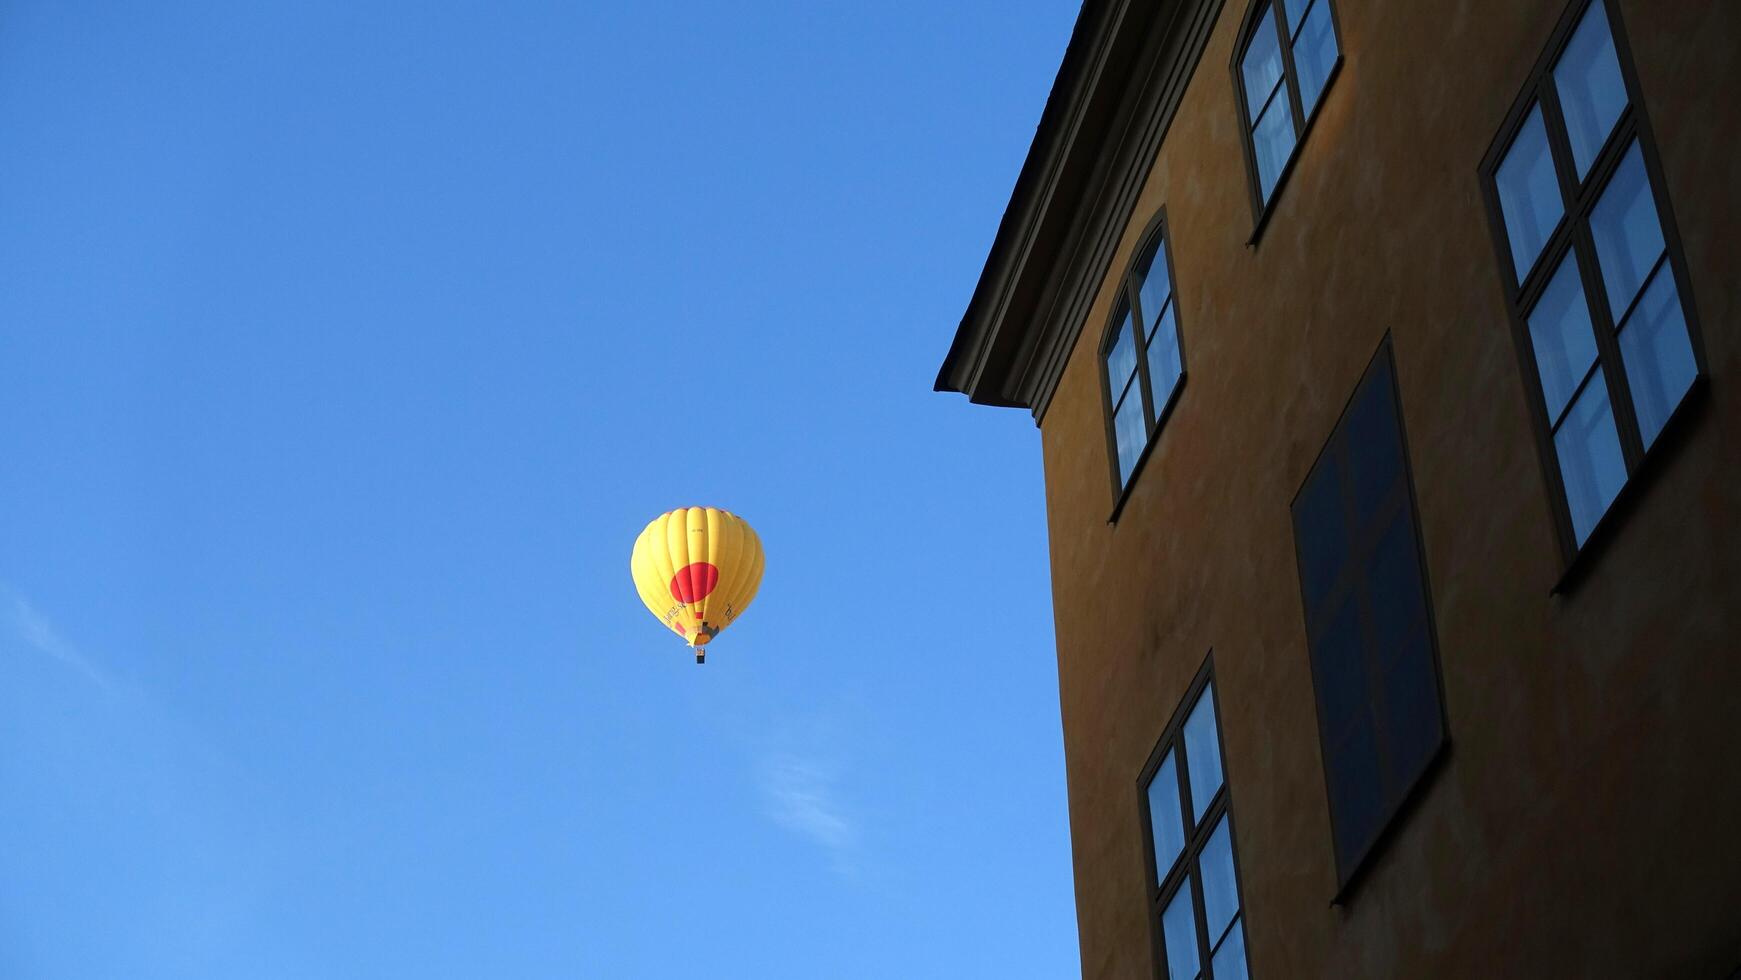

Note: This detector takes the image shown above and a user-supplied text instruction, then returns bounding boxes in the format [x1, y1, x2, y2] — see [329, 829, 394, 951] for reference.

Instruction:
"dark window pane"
[1341, 356, 1403, 518]
[1527, 253, 1601, 423]
[1199, 815, 1241, 945]
[1147, 303, 1184, 421]
[1183, 686, 1224, 823]
[1252, 92, 1297, 201]
[1553, 0, 1627, 178]
[1616, 269, 1696, 449]
[1326, 709, 1383, 871]
[1367, 512, 1430, 666]
[1137, 241, 1173, 337]
[1379, 645, 1444, 796]
[1553, 366, 1627, 545]
[1310, 596, 1365, 730]
[1589, 141, 1665, 321]
[1149, 752, 1188, 880]
[1295, 344, 1446, 883]
[1212, 920, 1250, 980]
[1241, 11, 1285, 125]
[1293, 0, 1338, 116]
[1161, 883, 1202, 980]
[1495, 106, 1562, 282]
[1114, 387, 1148, 485]
[1293, 451, 1348, 614]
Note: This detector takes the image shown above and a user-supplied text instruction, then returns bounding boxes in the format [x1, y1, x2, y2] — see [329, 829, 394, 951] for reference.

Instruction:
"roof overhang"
[934, 0, 1224, 423]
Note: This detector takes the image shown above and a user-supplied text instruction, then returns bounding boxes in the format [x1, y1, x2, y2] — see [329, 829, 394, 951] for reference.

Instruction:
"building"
[935, 0, 1741, 976]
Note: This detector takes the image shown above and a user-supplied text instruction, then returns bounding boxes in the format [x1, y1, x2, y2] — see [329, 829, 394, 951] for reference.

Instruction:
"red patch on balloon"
[669, 562, 720, 604]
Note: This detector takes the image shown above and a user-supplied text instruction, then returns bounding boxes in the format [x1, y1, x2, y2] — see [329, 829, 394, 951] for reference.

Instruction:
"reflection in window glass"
[1143, 674, 1248, 980]
[1482, 0, 1706, 559]
[1237, 0, 1341, 210]
[1312, 600, 1364, 729]
[1161, 885, 1201, 980]
[1527, 254, 1601, 423]
[1553, 0, 1627, 178]
[1617, 272, 1696, 449]
[1107, 308, 1139, 392]
[1212, 924, 1250, 980]
[1252, 99, 1296, 201]
[1325, 708, 1382, 866]
[1554, 368, 1627, 544]
[1103, 223, 1190, 492]
[1149, 753, 1187, 879]
[1199, 816, 1241, 944]
[1291, 346, 1445, 882]
[1137, 247, 1173, 337]
[1114, 391, 1147, 485]
[1380, 635, 1445, 790]
[1342, 357, 1404, 517]
[1241, 8, 1285, 124]
[1285, 0, 1309, 35]
[1183, 688, 1224, 822]
[1495, 107, 1563, 282]
[1367, 513, 1431, 660]
[1293, 458, 1347, 611]
[1293, 0, 1338, 115]
[1589, 143, 1665, 319]
[1147, 306, 1184, 421]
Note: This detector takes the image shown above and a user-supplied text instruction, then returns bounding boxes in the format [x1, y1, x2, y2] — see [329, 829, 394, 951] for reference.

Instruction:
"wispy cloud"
[4, 588, 112, 690]
[759, 752, 858, 873]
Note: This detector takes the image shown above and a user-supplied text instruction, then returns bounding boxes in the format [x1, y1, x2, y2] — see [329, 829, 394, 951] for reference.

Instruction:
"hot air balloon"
[630, 507, 764, 664]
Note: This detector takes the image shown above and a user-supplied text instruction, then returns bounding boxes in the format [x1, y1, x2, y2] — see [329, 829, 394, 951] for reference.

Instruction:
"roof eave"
[932, 0, 1115, 415]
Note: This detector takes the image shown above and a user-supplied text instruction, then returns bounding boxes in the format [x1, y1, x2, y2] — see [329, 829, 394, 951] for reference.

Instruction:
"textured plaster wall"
[1037, 1, 1741, 977]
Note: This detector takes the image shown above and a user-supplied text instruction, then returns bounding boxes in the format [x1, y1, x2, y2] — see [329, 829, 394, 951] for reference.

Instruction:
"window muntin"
[1290, 338, 1447, 888]
[1139, 669, 1250, 980]
[1100, 215, 1187, 501]
[1233, 0, 1341, 213]
[1481, 0, 1704, 557]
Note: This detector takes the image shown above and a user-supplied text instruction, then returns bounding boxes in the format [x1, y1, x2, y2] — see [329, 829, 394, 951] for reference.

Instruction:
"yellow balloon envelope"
[630, 507, 764, 664]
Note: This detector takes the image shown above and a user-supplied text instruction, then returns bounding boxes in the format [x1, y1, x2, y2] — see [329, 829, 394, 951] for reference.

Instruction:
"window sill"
[1246, 57, 1344, 248]
[1108, 374, 1189, 525]
[1551, 374, 1710, 595]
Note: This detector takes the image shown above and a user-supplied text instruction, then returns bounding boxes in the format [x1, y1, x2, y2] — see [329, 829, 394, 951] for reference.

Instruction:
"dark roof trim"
[934, 0, 1224, 424]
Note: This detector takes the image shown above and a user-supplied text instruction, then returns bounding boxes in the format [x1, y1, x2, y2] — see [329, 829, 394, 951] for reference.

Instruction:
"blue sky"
[0, 2, 1079, 977]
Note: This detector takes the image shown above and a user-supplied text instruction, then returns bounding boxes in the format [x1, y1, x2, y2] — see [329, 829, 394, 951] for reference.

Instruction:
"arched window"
[1099, 212, 1187, 507]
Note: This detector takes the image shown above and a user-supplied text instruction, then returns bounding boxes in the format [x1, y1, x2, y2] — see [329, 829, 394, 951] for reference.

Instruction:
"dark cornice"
[934, 0, 1223, 424]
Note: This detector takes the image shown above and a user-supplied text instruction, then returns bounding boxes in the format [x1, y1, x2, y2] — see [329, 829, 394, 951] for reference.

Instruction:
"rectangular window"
[1479, 0, 1705, 561]
[1139, 660, 1251, 979]
[1290, 338, 1447, 889]
[1231, 0, 1342, 222]
[1100, 211, 1188, 509]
